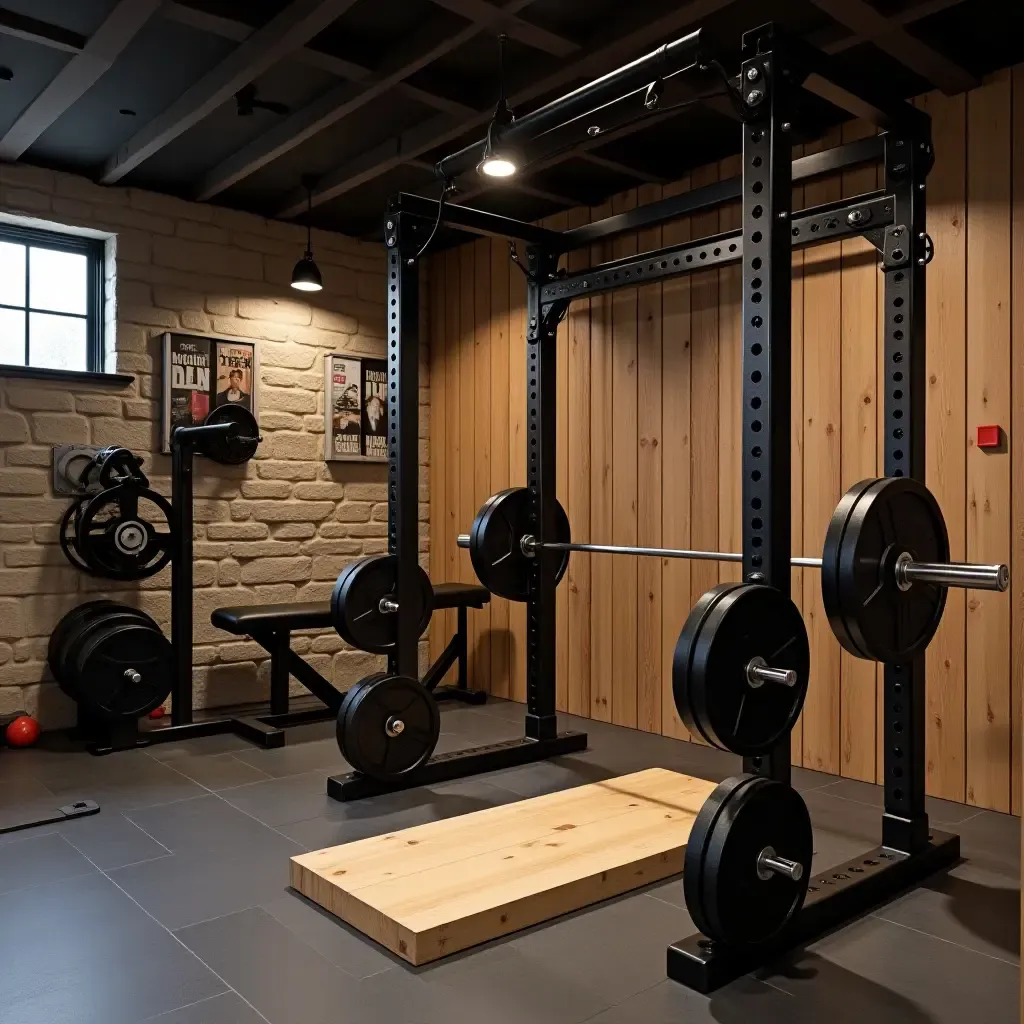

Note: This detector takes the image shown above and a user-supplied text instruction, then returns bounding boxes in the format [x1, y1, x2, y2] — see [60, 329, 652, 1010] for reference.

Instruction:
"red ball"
[148, 707, 166, 720]
[5, 715, 40, 748]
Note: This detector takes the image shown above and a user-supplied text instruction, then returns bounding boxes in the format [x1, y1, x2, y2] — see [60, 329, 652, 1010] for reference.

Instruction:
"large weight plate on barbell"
[684, 775, 812, 947]
[822, 477, 948, 663]
[75, 619, 173, 718]
[201, 405, 260, 465]
[331, 555, 433, 654]
[336, 674, 439, 781]
[673, 583, 809, 756]
[468, 487, 570, 602]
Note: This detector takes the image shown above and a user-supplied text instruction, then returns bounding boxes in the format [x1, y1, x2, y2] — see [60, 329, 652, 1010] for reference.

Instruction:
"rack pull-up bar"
[436, 29, 704, 181]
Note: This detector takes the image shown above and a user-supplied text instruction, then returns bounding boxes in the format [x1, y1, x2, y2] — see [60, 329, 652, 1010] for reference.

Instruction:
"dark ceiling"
[0, 0, 1019, 242]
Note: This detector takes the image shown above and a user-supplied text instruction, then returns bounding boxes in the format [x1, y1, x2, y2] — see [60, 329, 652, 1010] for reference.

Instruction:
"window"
[0, 224, 104, 373]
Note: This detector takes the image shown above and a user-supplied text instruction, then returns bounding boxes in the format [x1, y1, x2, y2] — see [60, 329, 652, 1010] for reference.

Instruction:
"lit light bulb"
[479, 154, 517, 178]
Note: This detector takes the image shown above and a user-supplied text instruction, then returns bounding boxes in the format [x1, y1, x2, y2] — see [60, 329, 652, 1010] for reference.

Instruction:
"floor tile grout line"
[140, 989, 233, 1022]
[0, 866, 99, 899]
[68, 841, 276, 1024]
[870, 911, 1021, 968]
[109, 815, 176, 858]
[810, 783, 996, 827]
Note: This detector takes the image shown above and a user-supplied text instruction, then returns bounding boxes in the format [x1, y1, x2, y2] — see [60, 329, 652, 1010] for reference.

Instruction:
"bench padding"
[212, 582, 490, 636]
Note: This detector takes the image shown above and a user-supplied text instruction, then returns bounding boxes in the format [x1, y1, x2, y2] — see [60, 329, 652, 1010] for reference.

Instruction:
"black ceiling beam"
[195, 0, 541, 201]
[425, 0, 578, 57]
[808, 0, 976, 95]
[0, 0, 161, 161]
[0, 8, 85, 52]
[812, 0, 968, 55]
[578, 152, 664, 184]
[100, 0, 361, 184]
[275, 0, 738, 218]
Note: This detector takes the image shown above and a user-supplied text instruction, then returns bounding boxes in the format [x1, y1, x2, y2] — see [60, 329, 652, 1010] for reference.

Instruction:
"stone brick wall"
[0, 163, 430, 728]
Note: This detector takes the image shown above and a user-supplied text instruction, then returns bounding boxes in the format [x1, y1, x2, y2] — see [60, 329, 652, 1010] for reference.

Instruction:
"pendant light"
[478, 33, 518, 178]
[291, 177, 322, 292]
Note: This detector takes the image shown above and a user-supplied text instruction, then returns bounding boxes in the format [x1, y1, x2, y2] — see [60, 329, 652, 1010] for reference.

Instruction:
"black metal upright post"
[525, 247, 561, 742]
[170, 436, 195, 726]
[385, 213, 422, 680]
[880, 130, 932, 854]
[739, 25, 793, 787]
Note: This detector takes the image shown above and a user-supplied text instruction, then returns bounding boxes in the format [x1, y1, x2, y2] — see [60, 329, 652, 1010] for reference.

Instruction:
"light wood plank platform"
[290, 767, 717, 965]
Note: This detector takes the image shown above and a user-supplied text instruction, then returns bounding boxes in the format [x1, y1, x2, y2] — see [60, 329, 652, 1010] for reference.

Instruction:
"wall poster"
[324, 353, 388, 462]
[160, 333, 259, 453]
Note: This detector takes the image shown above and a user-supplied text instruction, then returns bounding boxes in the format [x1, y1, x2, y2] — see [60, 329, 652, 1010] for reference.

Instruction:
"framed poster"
[160, 333, 259, 453]
[324, 353, 388, 462]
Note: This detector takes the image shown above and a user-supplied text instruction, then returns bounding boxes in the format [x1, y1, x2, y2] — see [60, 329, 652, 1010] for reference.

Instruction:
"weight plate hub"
[822, 477, 948, 663]
[684, 775, 812, 947]
[336, 674, 439, 781]
[468, 487, 570, 602]
[331, 555, 433, 654]
[76, 620, 173, 718]
[72, 483, 174, 581]
[201, 405, 260, 465]
[673, 583, 809, 756]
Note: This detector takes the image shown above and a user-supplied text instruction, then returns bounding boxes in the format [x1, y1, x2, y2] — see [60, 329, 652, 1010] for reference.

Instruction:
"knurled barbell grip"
[454, 535, 1008, 592]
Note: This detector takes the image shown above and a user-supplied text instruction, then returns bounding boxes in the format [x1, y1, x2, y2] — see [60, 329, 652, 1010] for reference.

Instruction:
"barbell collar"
[378, 596, 400, 615]
[456, 534, 1009, 592]
[757, 846, 804, 882]
[123, 668, 142, 684]
[745, 657, 797, 689]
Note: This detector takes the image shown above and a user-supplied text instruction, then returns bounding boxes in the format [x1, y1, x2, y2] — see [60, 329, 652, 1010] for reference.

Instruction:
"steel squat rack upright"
[382, 21, 950, 990]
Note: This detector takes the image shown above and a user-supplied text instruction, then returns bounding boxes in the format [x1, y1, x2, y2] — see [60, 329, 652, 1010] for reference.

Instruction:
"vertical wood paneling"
[839, 120, 879, 783]
[921, 89, 968, 803]
[427, 72, 1024, 811]
[966, 70, 1012, 812]
[429, 257, 447, 659]
[566, 207, 592, 718]
[471, 239, 491, 686]
[689, 164, 720, 622]
[509, 248, 528, 703]
[790, 147, 805, 766]
[660, 178, 693, 741]
[637, 183, 663, 734]
[801, 130, 843, 775]
[717, 156, 742, 588]
[489, 237, 511, 699]
[611, 190, 639, 728]
[590, 200, 614, 722]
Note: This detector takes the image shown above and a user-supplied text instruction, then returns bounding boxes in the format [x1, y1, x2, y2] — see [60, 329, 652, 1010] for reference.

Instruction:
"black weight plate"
[338, 674, 439, 781]
[675, 583, 809, 756]
[330, 555, 433, 654]
[75, 484, 174, 582]
[336, 672, 388, 761]
[202, 405, 260, 465]
[822, 477, 949, 663]
[48, 602, 157, 701]
[468, 487, 570, 601]
[75, 621, 173, 718]
[687, 775, 812, 947]
[59, 498, 95, 575]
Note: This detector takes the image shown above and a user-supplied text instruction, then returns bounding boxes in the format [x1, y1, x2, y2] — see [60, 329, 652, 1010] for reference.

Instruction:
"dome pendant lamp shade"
[478, 33, 517, 179]
[291, 180, 323, 292]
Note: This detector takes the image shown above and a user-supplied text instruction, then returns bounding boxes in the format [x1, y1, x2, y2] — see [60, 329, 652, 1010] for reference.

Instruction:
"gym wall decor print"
[324, 353, 387, 462]
[159, 332, 260, 453]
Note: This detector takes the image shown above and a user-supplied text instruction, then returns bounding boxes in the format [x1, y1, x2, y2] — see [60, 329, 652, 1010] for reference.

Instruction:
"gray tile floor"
[0, 698, 1018, 1024]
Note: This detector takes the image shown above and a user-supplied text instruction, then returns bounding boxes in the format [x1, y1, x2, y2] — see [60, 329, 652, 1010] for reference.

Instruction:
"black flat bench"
[211, 582, 491, 743]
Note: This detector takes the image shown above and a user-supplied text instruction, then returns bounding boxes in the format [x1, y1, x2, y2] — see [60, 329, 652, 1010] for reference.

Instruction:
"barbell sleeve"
[454, 535, 1008, 592]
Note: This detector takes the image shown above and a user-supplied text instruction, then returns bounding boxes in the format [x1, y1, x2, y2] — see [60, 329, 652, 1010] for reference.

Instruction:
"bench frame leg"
[421, 606, 488, 706]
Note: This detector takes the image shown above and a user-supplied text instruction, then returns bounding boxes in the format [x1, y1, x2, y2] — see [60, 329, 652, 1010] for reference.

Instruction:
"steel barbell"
[457, 532, 1008, 593]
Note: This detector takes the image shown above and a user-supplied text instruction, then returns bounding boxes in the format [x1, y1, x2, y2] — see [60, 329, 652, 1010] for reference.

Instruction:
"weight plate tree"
[331, 554, 433, 654]
[822, 476, 949, 663]
[684, 775, 812, 947]
[673, 583, 809, 755]
[468, 487, 570, 601]
[199, 405, 261, 465]
[336, 673, 440, 781]
[72, 483, 174, 581]
[48, 602, 172, 719]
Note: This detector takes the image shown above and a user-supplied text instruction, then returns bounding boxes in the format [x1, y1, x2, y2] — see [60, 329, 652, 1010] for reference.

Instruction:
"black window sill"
[0, 364, 134, 386]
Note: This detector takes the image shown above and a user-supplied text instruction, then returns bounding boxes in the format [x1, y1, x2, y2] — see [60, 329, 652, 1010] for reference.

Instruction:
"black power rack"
[386, 20, 955, 990]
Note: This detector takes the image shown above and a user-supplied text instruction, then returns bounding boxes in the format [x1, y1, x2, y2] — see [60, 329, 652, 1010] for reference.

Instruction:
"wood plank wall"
[428, 74, 1023, 813]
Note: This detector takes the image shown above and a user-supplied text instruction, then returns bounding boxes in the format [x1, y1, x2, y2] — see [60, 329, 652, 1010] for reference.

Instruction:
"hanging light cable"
[478, 33, 518, 178]
[291, 177, 322, 292]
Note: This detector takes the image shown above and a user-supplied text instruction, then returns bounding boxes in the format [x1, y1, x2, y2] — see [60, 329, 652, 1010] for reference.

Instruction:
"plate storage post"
[386, 213, 425, 680]
[738, 27, 794, 787]
[880, 130, 932, 854]
[526, 248, 563, 741]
